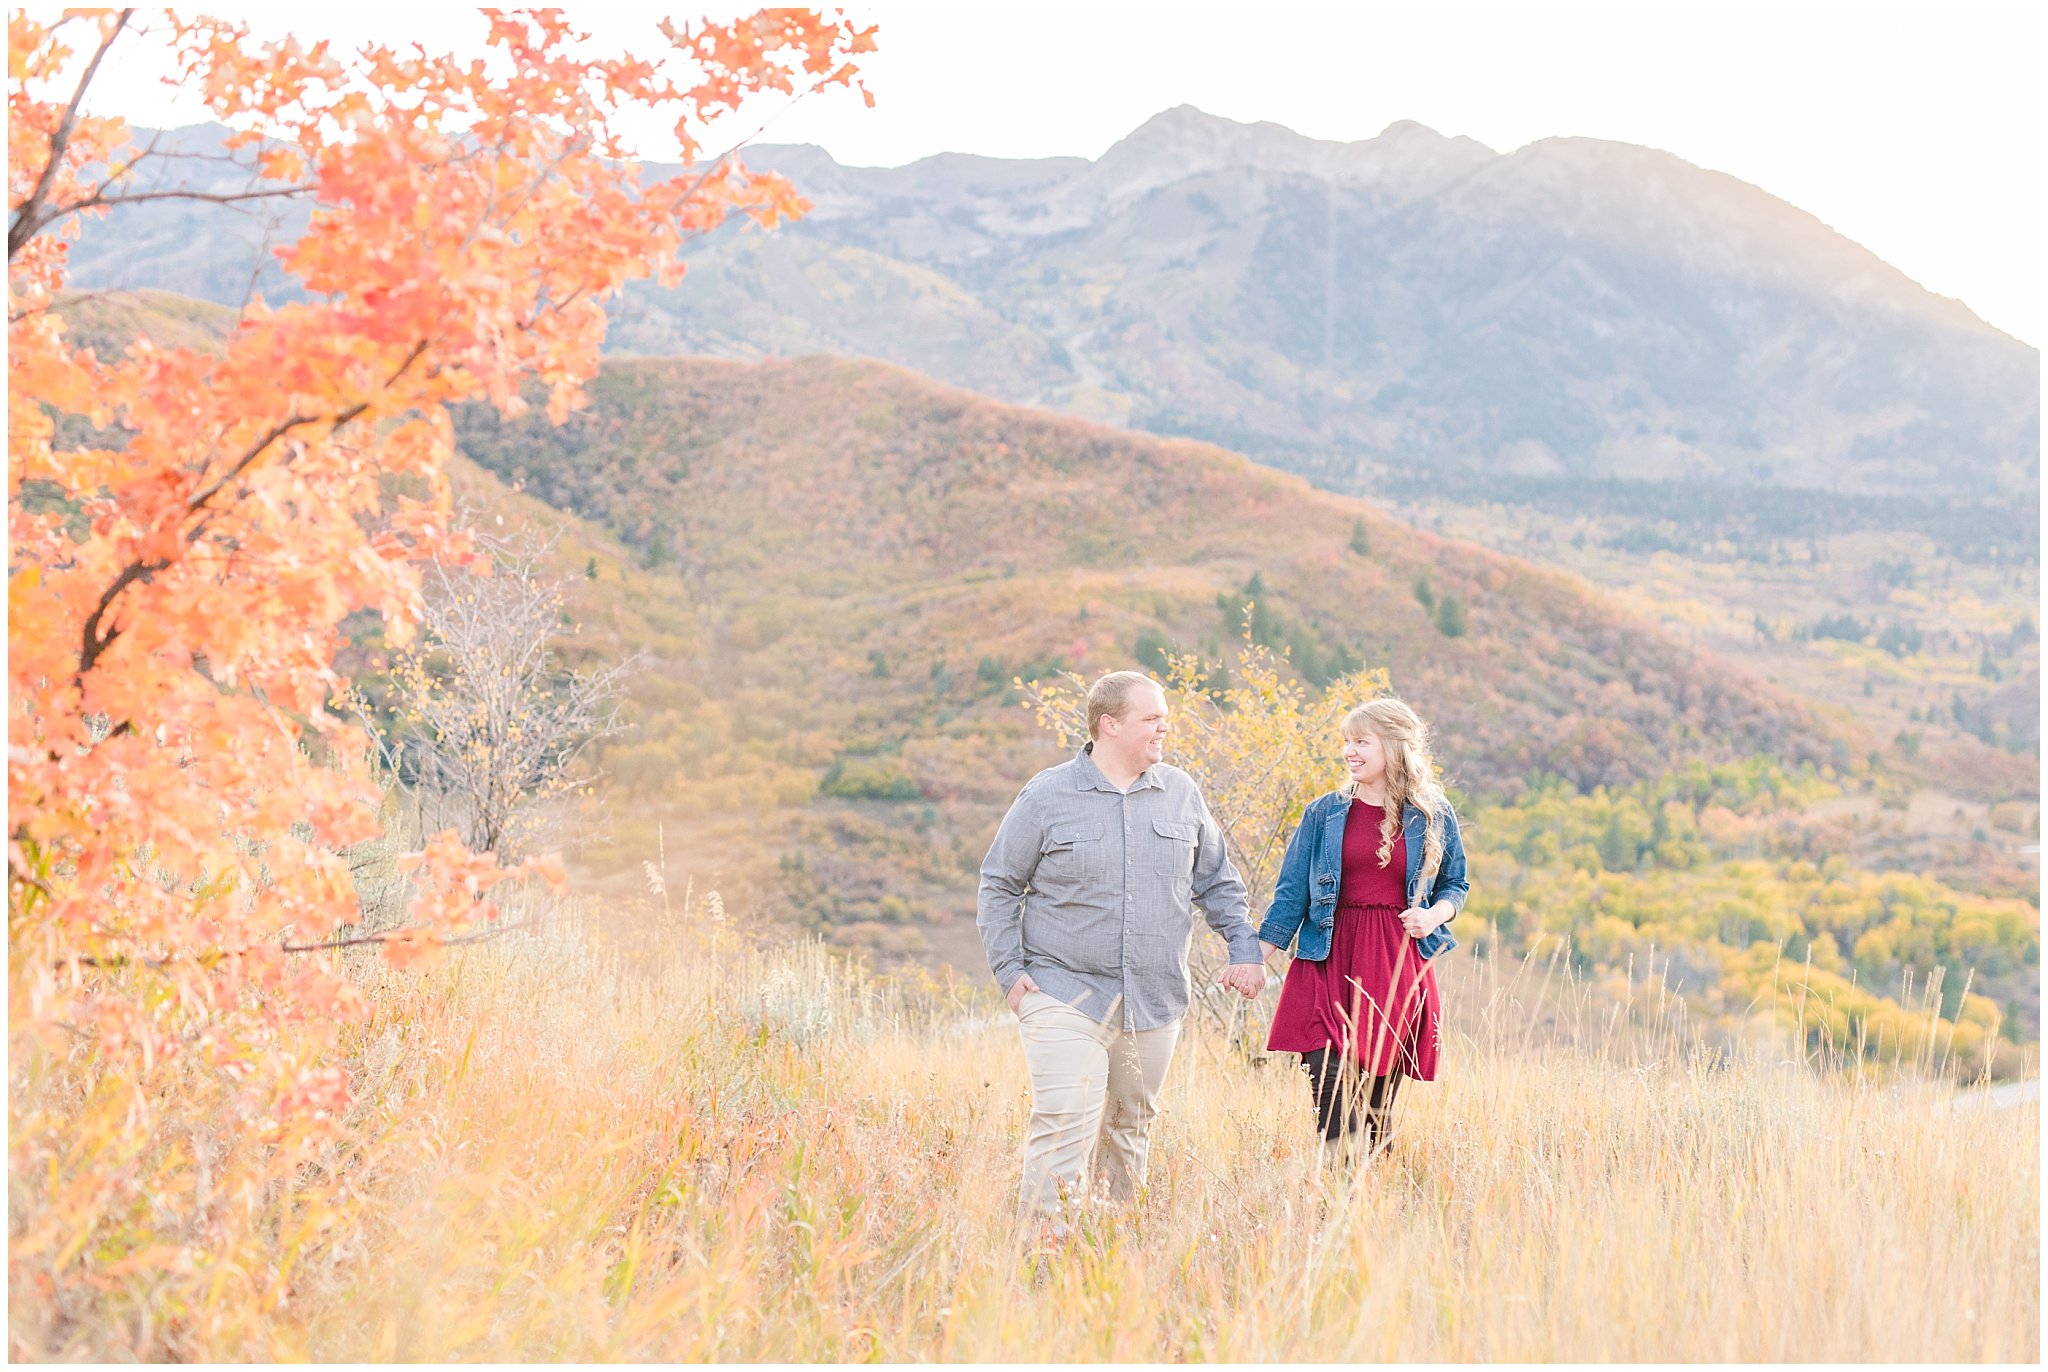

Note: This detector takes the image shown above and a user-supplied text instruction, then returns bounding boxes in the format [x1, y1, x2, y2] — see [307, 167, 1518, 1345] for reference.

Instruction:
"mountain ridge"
[650, 107, 2041, 500]
[65, 110, 2039, 506]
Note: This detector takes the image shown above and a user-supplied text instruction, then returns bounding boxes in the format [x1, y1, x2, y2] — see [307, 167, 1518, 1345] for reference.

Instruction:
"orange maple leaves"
[8, 3, 872, 1174]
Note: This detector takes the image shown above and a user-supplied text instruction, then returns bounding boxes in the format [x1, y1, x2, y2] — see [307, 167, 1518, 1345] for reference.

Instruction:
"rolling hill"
[453, 351, 1830, 790]
[428, 350, 1840, 957]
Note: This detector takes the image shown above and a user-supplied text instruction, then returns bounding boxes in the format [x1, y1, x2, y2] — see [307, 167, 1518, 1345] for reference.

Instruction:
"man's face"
[1104, 683, 1169, 768]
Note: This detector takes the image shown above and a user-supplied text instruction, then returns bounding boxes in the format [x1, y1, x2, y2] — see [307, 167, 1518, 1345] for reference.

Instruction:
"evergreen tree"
[1134, 627, 1172, 672]
[1599, 814, 1637, 871]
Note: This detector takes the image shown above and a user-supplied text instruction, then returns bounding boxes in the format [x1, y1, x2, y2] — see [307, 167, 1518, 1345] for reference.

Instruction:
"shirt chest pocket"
[1148, 819, 1199, 905]
[1041, 820, 1106, 882]
[1147, 818, 1198, 870]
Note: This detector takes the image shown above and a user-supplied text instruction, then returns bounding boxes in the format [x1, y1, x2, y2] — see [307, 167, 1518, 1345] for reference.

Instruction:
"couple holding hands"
[977, 670, 1470, 1229]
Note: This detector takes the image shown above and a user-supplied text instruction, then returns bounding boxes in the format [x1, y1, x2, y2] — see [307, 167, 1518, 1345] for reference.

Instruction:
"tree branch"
[74, 338, 431, 683]
[55, 915, 543, 969]
[76, 555, 168, 680]
[30, 181, 316, 233]
[279, 918, 537, 953]
[8, 9, 134, 261]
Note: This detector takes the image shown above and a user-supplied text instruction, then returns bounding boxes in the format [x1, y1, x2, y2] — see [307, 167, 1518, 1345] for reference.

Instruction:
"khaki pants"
[1014, 990, 1181, 1225]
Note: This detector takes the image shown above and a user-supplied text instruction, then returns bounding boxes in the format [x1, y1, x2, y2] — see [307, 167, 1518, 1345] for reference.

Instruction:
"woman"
[1258, 698, 1469, 1160]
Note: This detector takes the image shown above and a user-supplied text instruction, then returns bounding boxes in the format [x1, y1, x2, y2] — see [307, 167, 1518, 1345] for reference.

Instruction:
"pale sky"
[77, 0, 2045, 345]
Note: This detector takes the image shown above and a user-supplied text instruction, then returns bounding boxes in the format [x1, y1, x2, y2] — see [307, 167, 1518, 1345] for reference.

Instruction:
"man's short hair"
[1087, 670, 1162, 740]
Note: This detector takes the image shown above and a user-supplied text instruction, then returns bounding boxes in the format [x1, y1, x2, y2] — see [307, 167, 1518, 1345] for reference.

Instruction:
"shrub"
[819, 756, 922, 801]
[1812, 613, 1867, 643]
[1876, 621, 1922, 657]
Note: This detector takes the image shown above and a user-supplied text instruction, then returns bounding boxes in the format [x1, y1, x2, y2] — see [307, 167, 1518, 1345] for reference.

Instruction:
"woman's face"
[1341, 728, 1387, 787]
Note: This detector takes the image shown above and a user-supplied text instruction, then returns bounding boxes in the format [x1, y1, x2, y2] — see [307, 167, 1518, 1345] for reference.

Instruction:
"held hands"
[1398, 904, 1449, 939]
[1217, 962, 1266, 1000]
[1006, 973, 1040, 1014]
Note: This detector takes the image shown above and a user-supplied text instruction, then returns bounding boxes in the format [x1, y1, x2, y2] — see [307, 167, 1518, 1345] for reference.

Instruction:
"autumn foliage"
[8, 6, 871, 1331]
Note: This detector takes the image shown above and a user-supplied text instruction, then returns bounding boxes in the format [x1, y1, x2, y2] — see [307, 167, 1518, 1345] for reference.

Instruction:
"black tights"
[1300, 1046, 1404, 1147]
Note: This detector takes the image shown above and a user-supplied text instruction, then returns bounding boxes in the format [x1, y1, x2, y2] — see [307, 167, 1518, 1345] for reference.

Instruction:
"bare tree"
[387, 524, 637, 859]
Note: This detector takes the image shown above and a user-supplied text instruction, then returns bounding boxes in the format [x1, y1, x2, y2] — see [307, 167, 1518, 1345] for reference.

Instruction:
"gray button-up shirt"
[977, 743, 1262, 1031]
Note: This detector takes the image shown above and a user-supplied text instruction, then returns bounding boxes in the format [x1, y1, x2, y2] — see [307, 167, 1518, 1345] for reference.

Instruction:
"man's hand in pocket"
[1007, 974, 1041, 1014]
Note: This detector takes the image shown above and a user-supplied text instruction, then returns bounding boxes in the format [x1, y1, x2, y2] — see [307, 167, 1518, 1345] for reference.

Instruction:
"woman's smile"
[1342, 730, 1387, 785]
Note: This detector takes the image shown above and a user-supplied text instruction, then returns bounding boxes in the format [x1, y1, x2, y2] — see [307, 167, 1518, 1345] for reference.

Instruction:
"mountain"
[647, 109, 2038, 501]
[71, 113, 2039, 509]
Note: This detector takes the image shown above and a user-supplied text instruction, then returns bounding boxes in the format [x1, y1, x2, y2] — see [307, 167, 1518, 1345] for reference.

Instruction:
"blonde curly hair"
[1341, 697, 1452, 890]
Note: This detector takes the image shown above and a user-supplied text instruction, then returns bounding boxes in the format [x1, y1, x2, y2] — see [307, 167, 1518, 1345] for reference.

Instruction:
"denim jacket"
[1256, 788, 1470, 961]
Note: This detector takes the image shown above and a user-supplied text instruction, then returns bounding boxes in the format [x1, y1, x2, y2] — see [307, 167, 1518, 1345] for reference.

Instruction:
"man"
[978, 669, 1267, 1231]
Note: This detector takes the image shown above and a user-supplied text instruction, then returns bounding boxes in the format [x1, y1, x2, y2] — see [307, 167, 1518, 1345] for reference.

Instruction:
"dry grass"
[11, 911, 2038, 1362]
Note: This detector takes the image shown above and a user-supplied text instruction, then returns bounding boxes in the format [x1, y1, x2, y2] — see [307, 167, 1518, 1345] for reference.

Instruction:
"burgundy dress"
[1265, 799, 1442, 1080]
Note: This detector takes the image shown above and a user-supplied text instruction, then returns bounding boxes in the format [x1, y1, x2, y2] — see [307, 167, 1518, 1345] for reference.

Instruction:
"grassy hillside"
[48, 287, 238, 355]
[11, 927, 2035, 1360]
